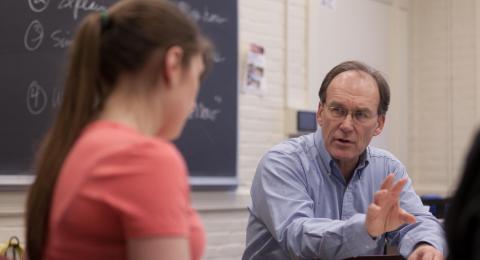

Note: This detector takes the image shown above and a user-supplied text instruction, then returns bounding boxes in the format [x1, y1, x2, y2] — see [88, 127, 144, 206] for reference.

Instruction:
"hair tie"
[100, 10, 110, 32]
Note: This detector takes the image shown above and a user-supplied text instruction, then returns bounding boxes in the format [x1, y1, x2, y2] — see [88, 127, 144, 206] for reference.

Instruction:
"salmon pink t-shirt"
[44, 120, 205, 260]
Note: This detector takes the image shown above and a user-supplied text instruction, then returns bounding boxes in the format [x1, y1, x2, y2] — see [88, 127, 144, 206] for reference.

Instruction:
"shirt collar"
[314, 129, 333, 173]
[357, 149, 370, 172]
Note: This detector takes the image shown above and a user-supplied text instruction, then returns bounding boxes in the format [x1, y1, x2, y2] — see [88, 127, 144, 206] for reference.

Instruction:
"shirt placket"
[341, 181, 355, 220]
[340, 170, 359, 220]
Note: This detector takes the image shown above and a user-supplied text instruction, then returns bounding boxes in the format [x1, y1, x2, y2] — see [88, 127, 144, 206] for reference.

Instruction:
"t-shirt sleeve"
[86, 140, 190, 238]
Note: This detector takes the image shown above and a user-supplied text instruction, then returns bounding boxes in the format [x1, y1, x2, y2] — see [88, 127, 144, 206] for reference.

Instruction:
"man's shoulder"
[268, 133, 316, 156]
[367, 145, 403, 166]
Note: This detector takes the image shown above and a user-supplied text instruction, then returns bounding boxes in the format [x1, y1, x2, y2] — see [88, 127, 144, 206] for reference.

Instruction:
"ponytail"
[25, 12, 104, 260]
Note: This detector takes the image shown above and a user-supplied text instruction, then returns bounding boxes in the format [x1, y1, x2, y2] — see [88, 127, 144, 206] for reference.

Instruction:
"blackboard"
[0, 0, 238, 189]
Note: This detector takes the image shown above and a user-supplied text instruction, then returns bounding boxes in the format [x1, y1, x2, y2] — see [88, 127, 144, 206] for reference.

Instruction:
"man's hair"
[318, 61, 390, 116]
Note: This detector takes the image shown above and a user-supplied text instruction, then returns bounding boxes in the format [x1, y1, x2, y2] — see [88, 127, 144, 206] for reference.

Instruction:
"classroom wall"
[409, 0, 480, 196]
[308, 0, 410, 162]
[1, 0, 478, 259]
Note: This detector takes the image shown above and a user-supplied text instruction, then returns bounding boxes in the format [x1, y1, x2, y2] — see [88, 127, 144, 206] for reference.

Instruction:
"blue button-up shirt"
[243, 130, 446, 260]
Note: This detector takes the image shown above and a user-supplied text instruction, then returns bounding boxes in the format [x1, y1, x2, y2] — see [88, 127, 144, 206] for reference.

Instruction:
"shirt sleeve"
[250, 149, 378, 259]
[87, 140, 190, 238]
[385, 164, 447, 257]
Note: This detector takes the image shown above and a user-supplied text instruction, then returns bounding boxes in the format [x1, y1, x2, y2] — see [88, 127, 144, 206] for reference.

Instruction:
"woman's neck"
[98, 76, 164, 137]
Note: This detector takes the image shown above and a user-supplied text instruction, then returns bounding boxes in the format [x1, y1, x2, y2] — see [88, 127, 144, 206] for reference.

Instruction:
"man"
[243, 61, 446, 260]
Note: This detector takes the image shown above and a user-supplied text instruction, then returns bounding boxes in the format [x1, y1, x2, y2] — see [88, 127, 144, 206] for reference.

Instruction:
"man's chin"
[330, 151, 357, 162]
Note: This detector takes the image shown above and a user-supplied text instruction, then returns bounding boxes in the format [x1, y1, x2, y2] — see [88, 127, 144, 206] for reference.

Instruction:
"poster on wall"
[242, 43, 266, 96]
[321, 0, 336, 9]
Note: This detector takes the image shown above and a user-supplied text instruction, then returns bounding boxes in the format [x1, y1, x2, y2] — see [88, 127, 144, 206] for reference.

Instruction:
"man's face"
[317, 70, 385, 165]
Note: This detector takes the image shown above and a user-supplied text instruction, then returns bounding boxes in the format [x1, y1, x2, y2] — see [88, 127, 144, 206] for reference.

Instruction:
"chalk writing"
[189, 102, 221, 122]
[51, 30, 73, 48]
[24, 20, 44, 51]
[26, 81, 48, 115]
[176, 1, 228, 24]
[213, 51, 226, 63]
[51, 87, 64, 108]
[58, 0, 107, 20]
[29, 0, 50, 13]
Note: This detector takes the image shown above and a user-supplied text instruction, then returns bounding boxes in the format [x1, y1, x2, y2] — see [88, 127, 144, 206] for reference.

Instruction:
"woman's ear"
[163, 46, 184, 88]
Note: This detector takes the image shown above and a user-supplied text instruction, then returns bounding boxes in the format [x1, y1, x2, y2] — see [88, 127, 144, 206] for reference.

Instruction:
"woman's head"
[26, 1, 212, 259]
[98, 0, 212, 87]
[93, 0, 213, 139]
[64, 0, 212, 136]
[445, 129, 480, 260]
[153, 48, 206, 139]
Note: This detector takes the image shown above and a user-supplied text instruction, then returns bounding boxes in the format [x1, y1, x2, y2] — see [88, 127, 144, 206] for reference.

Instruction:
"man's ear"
[373, 114, 385, 136]
[163, 46, 184, 88]
[317, 102, 324, 127]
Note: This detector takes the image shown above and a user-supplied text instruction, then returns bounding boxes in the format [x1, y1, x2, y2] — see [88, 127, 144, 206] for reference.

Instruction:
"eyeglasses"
[325, 105, 377, 124]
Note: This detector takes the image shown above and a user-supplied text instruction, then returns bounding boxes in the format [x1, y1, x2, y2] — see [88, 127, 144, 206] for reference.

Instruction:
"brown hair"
[318, 60, 390, 116]
[25, 1, 212, 259]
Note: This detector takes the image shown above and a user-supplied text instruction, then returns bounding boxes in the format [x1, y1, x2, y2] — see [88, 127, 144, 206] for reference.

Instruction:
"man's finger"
[433, 253, 444, 260]
[368, 203, 381, 216]
[408, 248, 423, 260]
[373, 189, 388, 205]
[380, 173, 394, 190]
[408, 250, 419, 260]
[391, 177, 408, 195]
[422, 251, 434, 260]
[400, 208, 416, 224]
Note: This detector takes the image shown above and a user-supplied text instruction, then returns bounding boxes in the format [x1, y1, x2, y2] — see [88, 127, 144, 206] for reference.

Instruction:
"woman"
[25, 0, 212, 259]
[445, 130, 480, 259]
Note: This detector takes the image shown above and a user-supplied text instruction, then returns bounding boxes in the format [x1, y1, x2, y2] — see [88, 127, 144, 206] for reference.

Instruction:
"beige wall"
[308, 0, 410, 162]
[2, 0, 480, 259]
[409, 0, 480, 196]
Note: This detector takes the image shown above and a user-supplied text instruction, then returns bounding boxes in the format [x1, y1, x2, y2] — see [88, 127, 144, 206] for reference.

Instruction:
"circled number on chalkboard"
[26, 81, 48, 115]
[24, 20, 44, 51]
[29, 0, 50, 13]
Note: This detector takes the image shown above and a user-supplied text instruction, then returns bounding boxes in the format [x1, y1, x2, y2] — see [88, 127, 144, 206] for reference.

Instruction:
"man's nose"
[339, 113, 354, 131]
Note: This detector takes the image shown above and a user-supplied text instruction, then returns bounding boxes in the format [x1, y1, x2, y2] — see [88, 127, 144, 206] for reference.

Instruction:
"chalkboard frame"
[0, 0, 239, 190]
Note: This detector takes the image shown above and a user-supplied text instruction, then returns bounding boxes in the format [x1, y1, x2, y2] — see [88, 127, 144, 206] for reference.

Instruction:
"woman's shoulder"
[83, 120, 179, 154]
[71, 120, 186, 177]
